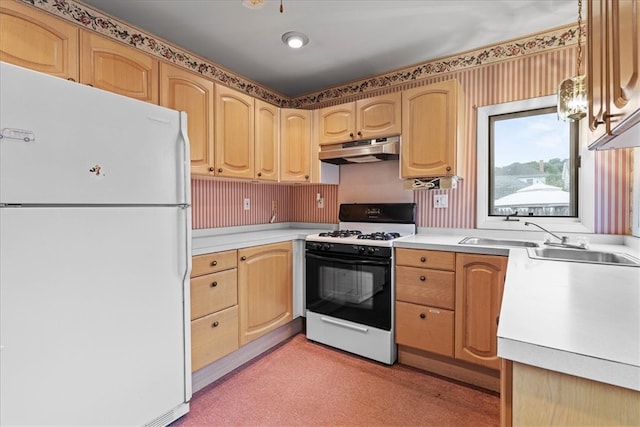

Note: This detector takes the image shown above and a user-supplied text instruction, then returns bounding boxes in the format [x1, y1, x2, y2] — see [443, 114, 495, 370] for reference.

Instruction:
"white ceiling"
[79, 0, 578, 98]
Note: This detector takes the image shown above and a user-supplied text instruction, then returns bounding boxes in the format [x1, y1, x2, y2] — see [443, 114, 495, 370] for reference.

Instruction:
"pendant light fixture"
[557, 0, 587, 121]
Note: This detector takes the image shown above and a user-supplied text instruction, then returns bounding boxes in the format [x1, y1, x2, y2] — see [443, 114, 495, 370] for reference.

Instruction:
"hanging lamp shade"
[557, 0, 587, 122]
[558, 74, 587, 121]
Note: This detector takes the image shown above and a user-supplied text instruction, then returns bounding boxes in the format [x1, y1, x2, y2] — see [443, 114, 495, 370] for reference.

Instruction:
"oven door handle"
[320, 316, 369, 333]
[306, 252, 390, 267]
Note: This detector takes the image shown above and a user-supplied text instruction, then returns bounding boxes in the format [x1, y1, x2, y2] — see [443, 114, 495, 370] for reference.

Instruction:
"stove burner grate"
[318, 230, 362, 238]
[357, 232, 401, 241]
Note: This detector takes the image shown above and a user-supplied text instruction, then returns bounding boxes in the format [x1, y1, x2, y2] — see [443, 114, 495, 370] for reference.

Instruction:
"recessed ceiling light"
[282, 31, 309, 49]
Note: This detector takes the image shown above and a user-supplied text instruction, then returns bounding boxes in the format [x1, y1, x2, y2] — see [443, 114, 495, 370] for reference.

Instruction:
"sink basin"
[527, 247, 640, 267]
[459, 237, 539, 248]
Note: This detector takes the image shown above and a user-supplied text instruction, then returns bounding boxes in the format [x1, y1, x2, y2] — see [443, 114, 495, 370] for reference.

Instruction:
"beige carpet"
[173, 334, 500, 426]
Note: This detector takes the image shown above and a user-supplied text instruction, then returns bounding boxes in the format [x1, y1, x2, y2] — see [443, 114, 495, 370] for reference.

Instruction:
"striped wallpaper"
[193, 45, 632, 234]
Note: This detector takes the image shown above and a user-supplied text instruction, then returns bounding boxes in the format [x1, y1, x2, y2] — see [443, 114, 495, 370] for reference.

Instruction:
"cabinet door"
[401, 80, 463, 178]
[238, 241, 293, 346]
[317, 102, 356, 144]
[607, 0, 640, 131]
[280, 108, 311, 182]
[215, 84, 255, 178]
[0, 0, 79, 80]
[80, 31, 158, 103]
[356, 92, 401, 139]
[587, 0, 609, 141]
[455, 253, 507, 370]
[255, 99, 279, 181]
[160, 63, 215, 176]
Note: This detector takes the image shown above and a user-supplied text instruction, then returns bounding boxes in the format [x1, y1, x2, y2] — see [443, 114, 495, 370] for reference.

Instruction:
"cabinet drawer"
[396, 266, 454, 309]
[395, 248, 455, 270]
[191, 305, 239, 372]
[395, 301, 454, 357]
[190, 269, 238, 320]
[192, 250, 237, 277]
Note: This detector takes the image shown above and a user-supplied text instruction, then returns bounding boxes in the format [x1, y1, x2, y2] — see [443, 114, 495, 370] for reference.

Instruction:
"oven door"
[305, 250, 392, 330]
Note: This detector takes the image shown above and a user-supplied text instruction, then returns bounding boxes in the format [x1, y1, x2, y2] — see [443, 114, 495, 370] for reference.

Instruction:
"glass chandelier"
[557, 0, 587, 121]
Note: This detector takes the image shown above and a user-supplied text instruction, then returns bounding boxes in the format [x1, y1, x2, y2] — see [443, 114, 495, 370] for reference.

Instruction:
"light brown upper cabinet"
[255, 99, 280, 181]
[401, 79, 465, 179]
[80, 30, 158, 103]
[587, 0, 640, 149]
[317, 93, 402, 144]
[0, 0, 79, 81]
[280, 108, 312, 183]
[160, 63, 215, 176]
[455, 253, 507, 370]
[214, 84, 255, 179]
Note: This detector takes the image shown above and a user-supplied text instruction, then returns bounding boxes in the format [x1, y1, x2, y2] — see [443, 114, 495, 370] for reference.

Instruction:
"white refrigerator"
[0, 62, 192, 426]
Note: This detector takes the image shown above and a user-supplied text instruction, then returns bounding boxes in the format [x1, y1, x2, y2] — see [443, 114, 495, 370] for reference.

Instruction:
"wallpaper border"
[22, 0, 580, 108]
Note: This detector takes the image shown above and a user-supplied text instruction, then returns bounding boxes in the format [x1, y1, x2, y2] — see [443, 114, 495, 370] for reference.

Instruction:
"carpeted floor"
[173, 334, 500, 426]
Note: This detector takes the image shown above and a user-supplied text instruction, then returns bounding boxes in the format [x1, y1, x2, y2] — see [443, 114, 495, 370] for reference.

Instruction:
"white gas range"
[304, 203, 416, 364]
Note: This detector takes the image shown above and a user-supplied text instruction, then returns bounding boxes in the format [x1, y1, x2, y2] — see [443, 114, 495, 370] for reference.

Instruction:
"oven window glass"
[306, 253, 391, 330]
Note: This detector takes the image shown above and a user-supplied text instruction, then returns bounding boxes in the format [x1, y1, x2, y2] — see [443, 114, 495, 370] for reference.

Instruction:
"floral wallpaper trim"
[22, 0, 580, 109]
[22, 0, 290, 107]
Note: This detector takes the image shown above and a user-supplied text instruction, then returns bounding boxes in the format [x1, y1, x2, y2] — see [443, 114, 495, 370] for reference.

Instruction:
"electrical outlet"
[243, 198, 250, 210]
[272, 200, 277, 211]
[317, 198, 324, 209]
[434, 194, 448, 208]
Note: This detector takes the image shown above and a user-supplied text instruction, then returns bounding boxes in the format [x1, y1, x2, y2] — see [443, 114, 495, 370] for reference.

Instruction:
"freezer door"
[0, 62, 190, 205]
[0, 207, 191, 426]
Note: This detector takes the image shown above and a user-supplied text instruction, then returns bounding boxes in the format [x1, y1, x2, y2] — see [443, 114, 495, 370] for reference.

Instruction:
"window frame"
[476, 95, 594, 233]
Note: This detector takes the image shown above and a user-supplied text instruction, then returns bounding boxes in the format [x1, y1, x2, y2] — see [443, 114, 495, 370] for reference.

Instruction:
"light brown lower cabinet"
[395, 248, 506, 392]
[190, 250, 239, 372]
[238, 241, 293, 346]
[502, 360, 640, 426]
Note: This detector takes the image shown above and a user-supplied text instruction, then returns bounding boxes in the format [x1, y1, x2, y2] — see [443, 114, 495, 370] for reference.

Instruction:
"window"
[489, 106, 579, 218]
[477, 95, 594, 232]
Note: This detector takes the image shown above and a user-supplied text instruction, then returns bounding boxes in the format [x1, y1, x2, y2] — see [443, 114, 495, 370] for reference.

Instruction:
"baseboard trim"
[398, 345, 500, 393]
[192, 317, 303, 393]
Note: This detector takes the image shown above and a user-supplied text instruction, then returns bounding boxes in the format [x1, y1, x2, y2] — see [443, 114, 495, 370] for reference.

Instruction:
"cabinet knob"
[419, 313, 426, 319]
[446, 166, 451, 172]
[420, 257, 426, 263]
[496, 316, 500, 326]
[86, 83, 94, 87]
[209, 167, 215, 172]
[304, 175, 309, 180]
[211, 260, 217, 266]
[218, 168, 223, 173]
[210, 281, 218, 287]
[67, 77, 76, 82]
[420, 275, 426, 281]
[357, 131, 362, 136]
[241, 256, 247, 261]
[212, 321, 219, 328]
[349, 132, 354, 138]
[257, 172, 262, 177]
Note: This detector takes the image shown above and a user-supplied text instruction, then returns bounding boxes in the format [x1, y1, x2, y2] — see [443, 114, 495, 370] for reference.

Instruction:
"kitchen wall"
[29, 0, 630, 233]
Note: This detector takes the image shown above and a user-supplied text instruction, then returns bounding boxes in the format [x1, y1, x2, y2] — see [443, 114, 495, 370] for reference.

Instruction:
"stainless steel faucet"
[524, 221, 587, 249]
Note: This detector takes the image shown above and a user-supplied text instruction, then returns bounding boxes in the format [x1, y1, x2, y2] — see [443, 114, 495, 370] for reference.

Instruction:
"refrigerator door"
[0, 206, 191, 426]
[0, 62, 189, 205]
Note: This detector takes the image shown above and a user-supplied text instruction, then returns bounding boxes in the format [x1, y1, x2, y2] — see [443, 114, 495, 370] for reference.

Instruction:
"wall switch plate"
[243, 198, 250, 210]
[434, 194, 448, 208]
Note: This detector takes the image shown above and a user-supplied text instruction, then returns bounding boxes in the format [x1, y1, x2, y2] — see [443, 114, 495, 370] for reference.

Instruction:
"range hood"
[319, 136, 400, 165]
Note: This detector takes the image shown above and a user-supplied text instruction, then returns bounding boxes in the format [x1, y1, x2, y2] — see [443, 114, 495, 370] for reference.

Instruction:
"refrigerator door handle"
[178, 112, 191, 206]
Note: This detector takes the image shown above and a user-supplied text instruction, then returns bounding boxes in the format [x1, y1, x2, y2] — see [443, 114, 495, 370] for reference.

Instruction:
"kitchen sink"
[527, 247, 640, 267]
[458, 237, 540, 248]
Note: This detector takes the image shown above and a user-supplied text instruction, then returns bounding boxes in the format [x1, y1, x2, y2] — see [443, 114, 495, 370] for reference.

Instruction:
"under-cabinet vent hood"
[319, 136, 400, 164]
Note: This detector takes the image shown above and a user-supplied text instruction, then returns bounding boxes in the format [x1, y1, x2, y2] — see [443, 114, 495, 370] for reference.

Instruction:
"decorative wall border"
[22, 0, 580, 108]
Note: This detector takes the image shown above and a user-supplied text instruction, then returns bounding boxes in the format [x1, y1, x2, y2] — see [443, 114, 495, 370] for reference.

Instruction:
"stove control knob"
[307, 242, 319, 250]
[367, 247, 376, 255]
[322, 243, 332, 251]
[358, 246, 366, 253]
